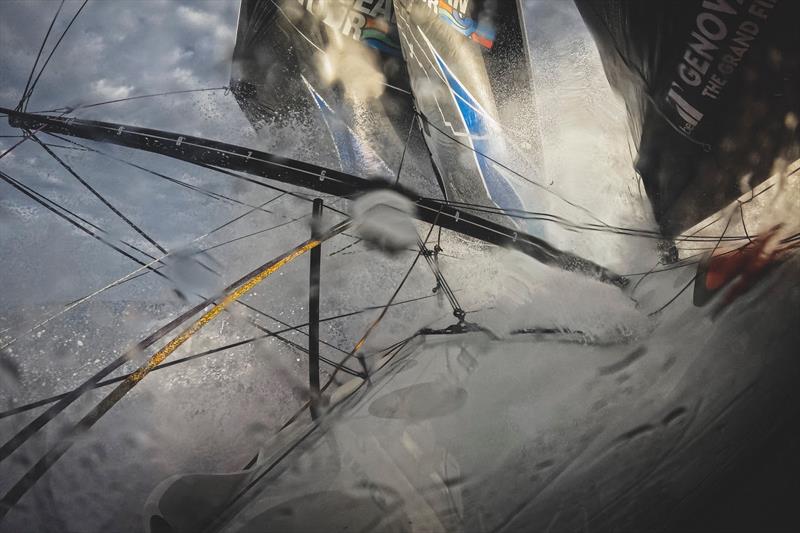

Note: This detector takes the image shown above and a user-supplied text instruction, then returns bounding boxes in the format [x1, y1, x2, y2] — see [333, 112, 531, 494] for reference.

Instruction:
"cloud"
[176, 5, 218, 29]
[90, 78, 134, 100]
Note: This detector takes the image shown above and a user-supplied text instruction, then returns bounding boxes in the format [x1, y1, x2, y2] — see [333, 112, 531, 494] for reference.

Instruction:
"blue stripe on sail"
[304, 77, 391, 177]
[430, 49, 530, 227]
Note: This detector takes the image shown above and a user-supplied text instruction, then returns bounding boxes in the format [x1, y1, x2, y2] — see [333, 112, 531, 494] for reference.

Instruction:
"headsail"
[230, 0, 414, 179]
[394, 0, 546, 233]
[230, 0, 546, 234]
[576, 0, 800, 235]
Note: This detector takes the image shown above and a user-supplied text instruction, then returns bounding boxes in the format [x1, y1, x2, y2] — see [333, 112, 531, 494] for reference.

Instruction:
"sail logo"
[414, 0, 495, 48]
[664, 0, 778, 135]
[294, 0, 401, 55]
[420, 0, 470, 15]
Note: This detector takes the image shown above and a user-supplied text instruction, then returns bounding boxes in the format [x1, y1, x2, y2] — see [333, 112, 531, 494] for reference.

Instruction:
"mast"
[2, 107, 627, 287]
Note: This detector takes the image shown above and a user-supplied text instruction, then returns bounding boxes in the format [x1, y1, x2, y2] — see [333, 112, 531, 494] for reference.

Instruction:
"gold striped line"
[125, 239, 320, 387]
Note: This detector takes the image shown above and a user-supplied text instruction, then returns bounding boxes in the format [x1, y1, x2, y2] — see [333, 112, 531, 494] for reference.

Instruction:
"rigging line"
[32, 134, 168, 255]
[198, 159, 353, 223]
[0, 292, 441, 420]
[198, 214, 308, 254]
[30, 86, 229, 114]
[430, 197, 752, 243]
[329, 237, 363, 256]
[394, 115, 416, 186]
[0, 110, 69, 161]
[678, 163, 799, 241]
[0, 220, 344, 472]
[0, 167, 173, 290]
[416, 111, 612, 228]
[647, 210, 735, 317]
[99, 212, 306, 292]
[206, 336, 416, 533]
[236, 310, 363, 377]
[647, 275, 697, 318]
[324, 217, 440, 389]
[234, 302, 351, 359]
[739, 202, 753, 244]
[193, 159, 319, 205]
[0, 192, 281, 352]
[343, 218, 440, 380]
[21, 0, 90, 112]
[0, 172, 180, 356]
[0, 169, 168, 269]
[64, 191, 283, 308]
[17, 1, 64, 110]
[622, 242, 771, 279]
[41, 142, 86, 151]
[275, 219, 439, 431]
[0, 228, 349, 521]
[44, 131, 281, 214]
[418, 237, 461, 316]
[1, 172, 107, 235]
[0, 130, 37, 160]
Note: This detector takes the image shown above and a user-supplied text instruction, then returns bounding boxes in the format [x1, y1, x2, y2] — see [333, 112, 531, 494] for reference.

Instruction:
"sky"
[0, 0, 655, 312]
[0, 0, 661, 337]
[0, 3, 666, 531]
[0, 0, 241, 132]
[0, 0, 320, 308]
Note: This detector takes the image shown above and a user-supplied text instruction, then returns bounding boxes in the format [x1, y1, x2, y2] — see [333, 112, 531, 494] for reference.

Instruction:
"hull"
[145, 250, 800, 532]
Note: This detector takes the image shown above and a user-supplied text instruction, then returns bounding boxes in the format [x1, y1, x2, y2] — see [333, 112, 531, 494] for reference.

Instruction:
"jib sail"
[575, 0, 799, 234]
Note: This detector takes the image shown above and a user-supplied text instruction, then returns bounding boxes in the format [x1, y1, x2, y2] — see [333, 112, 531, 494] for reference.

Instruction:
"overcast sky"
[0, 1, 319, 308]
[1, 0, 240, 128]
[0, 0, 650, 311]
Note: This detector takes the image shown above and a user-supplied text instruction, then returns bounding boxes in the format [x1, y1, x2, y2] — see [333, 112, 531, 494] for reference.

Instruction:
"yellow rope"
[126, 239, 319, 386]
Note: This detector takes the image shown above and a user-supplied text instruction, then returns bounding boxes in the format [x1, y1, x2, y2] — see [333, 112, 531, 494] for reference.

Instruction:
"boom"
[2, 107, 627, 287]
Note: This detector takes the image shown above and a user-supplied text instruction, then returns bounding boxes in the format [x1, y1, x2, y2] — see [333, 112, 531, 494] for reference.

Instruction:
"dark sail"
[575, 0, 799, 234]
[230, 0, 414, 179]
[394, 0, 546, 234]
[230, 1, 544, 233]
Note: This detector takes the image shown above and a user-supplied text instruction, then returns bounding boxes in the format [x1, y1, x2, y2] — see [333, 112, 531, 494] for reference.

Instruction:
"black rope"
[0, 170, 171, 290]
[647, 209, 735, 316]
[96, 212, 305, 292]
[281, 215, 443, 433]
[0, 292, 442, 421]
[416, 110, 612, 227]
[20, 0, 88, 111]
[0, 169, 168, 269]
[21, 0, 89, 111]
[44, 132, 276, 211]
[32, 134, 169, 255]
[1, 188, 283, 351]
[328, 236, 363, 256]
[393, 115, 416, 186]
[236, 309, 363, 377]
[72, 194, 288, 300]
[17, 1, 64, 110]
[205, 335, 417, 533]
[417, 237, 464, 320]
[31, 86, 229, 114]
[429, 197, 751, 243]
